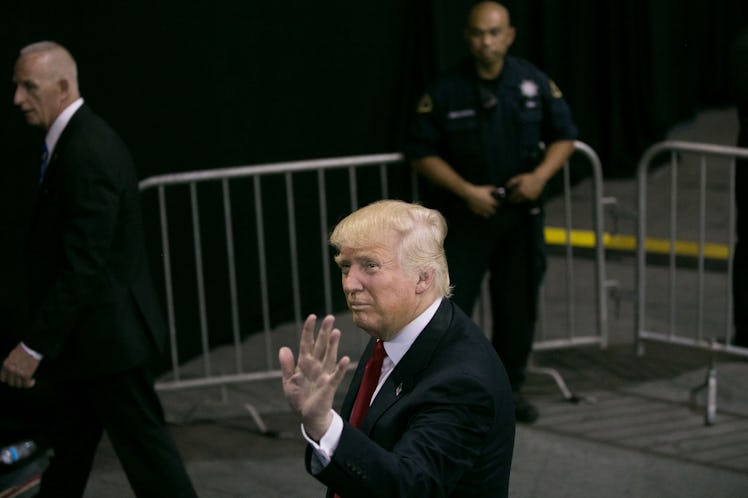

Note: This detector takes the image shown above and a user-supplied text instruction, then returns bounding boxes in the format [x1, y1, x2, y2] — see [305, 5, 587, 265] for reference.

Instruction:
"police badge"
[520, 80, 538, 98]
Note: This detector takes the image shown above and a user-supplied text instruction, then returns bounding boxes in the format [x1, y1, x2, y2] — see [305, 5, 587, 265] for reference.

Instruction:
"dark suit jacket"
[23, 104, 165, 379]
[307, 299, 515, 498]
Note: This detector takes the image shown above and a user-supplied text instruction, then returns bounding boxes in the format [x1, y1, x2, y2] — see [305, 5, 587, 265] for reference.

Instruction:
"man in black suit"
[1, 41, 196, 497]
[280, 200, 515, 497]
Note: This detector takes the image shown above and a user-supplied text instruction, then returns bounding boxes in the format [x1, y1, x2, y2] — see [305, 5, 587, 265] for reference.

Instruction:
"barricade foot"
[243, 403, 280, 438]
[527, 365, 595, 404]
[689, 362, 718, 426]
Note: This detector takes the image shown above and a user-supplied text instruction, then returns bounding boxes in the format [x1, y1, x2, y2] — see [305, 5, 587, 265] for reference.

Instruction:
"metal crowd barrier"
[139, 142, 608, 426]
[139, 154, 406, 430]
[535, 141, 610, 401]
[635, 140, 748, 424]
[537, 141, 609, 350]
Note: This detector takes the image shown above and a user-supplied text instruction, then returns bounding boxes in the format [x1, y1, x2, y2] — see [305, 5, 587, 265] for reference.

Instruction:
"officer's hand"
[464, 184, 498, 218]
[506, 172, 545, 203]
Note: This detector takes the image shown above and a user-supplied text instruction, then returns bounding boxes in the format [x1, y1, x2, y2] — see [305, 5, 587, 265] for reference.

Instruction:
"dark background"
[2, 0, 746, 367]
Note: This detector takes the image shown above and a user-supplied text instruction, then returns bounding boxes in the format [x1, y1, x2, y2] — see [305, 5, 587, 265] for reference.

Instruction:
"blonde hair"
[330, 200, 452, 297]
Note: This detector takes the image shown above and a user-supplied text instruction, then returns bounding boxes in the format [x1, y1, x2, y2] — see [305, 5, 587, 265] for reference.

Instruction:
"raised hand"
[279, 314, 350, 441]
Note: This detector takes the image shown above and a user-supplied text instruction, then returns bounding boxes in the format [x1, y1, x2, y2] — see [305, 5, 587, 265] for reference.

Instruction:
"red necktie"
[348, 340, 386, 428]
[335, 341, 386, 498]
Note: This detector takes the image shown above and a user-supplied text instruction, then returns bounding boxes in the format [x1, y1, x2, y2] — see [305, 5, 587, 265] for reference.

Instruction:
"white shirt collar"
[45, 98, 84, 156]
[382, 297, 442, 366]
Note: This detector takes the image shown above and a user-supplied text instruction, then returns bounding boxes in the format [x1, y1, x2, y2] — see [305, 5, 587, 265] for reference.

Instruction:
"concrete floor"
[84, 340, 748, 498]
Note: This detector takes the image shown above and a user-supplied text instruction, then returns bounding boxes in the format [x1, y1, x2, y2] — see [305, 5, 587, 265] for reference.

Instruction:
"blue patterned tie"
[39, 143, 49, 183]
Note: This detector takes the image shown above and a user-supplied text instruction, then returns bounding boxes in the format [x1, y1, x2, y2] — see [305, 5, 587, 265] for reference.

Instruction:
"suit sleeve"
[310, 372, 499, 497]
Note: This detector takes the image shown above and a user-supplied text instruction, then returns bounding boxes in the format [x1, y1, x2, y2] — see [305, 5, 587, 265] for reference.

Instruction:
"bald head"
[20, 41, 79, 85]
[467, 1, 511, 27]
[464, 1, 515, 79]
[13, 41, 80, 129]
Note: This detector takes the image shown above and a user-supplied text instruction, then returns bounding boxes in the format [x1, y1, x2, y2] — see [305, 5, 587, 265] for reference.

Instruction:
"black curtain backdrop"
[2, 0, 746, 368]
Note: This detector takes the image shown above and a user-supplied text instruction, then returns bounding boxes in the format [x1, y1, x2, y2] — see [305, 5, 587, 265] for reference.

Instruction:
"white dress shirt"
[45, 98, 84, 157]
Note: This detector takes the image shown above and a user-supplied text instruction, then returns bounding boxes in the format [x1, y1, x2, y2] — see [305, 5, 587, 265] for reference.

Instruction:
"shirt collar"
[382, 297, 441, 366]
[45, 98, 84, 156]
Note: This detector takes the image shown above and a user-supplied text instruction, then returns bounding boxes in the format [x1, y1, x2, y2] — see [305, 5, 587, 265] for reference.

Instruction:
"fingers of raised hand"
[291, 314, 344, 381]
[278, 346, 296, 380]
[298, 314, 318, 357]
[323, 327, 343, 371]
[313, 315, 336, 360]
[332, 355, 351, 387]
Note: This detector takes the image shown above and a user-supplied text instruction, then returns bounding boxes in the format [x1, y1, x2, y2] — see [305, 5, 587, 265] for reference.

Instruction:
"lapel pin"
[395, 383, 403, 397]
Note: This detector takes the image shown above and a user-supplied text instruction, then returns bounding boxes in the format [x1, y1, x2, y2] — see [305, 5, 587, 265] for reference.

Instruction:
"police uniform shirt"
[406, 55, 578, 201]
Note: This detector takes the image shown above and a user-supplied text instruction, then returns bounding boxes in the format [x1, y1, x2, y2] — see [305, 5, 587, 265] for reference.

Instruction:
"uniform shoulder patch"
[416, 93, 433, 113]
[549, 80, 563, 99]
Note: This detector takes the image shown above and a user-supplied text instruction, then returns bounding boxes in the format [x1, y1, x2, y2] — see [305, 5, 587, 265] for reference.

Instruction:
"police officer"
[405, 1, 578, 423]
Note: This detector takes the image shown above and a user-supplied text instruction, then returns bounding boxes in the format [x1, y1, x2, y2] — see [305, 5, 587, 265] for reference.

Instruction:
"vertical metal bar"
[318, 169, 333, 314]
[158, 186, 180, 380]
[222, 179, 242, 373]
[727, 158, 736, 343]
[253, 177, 274, 370]
[285, 172, 303, 337]
[348, 165, 359, 213]
[668, 153, 678, 339]
[562, 161, 576, 339]
[585, 142, 608, 347]
[346, 164, 367, 350]
[190, 182, 211, 376]
[697, 155, 707, 341]
[380, 163, 389, 199]
[635, 147, 649, 355]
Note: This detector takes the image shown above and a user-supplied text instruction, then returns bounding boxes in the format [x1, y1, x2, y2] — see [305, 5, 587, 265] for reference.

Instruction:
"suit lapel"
[359, 300, 454, 433]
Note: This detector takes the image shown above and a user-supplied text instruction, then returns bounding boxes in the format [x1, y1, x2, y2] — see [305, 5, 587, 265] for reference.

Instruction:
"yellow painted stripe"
[544, 226, 730, 260]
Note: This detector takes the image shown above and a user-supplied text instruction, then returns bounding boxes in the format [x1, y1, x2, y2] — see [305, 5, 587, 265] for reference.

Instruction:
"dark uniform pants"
[445, 205, 542, 391]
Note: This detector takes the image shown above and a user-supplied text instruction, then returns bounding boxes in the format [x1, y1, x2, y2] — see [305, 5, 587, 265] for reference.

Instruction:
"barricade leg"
[689, 346, 718, 426]
[526, 360, 595, 404]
